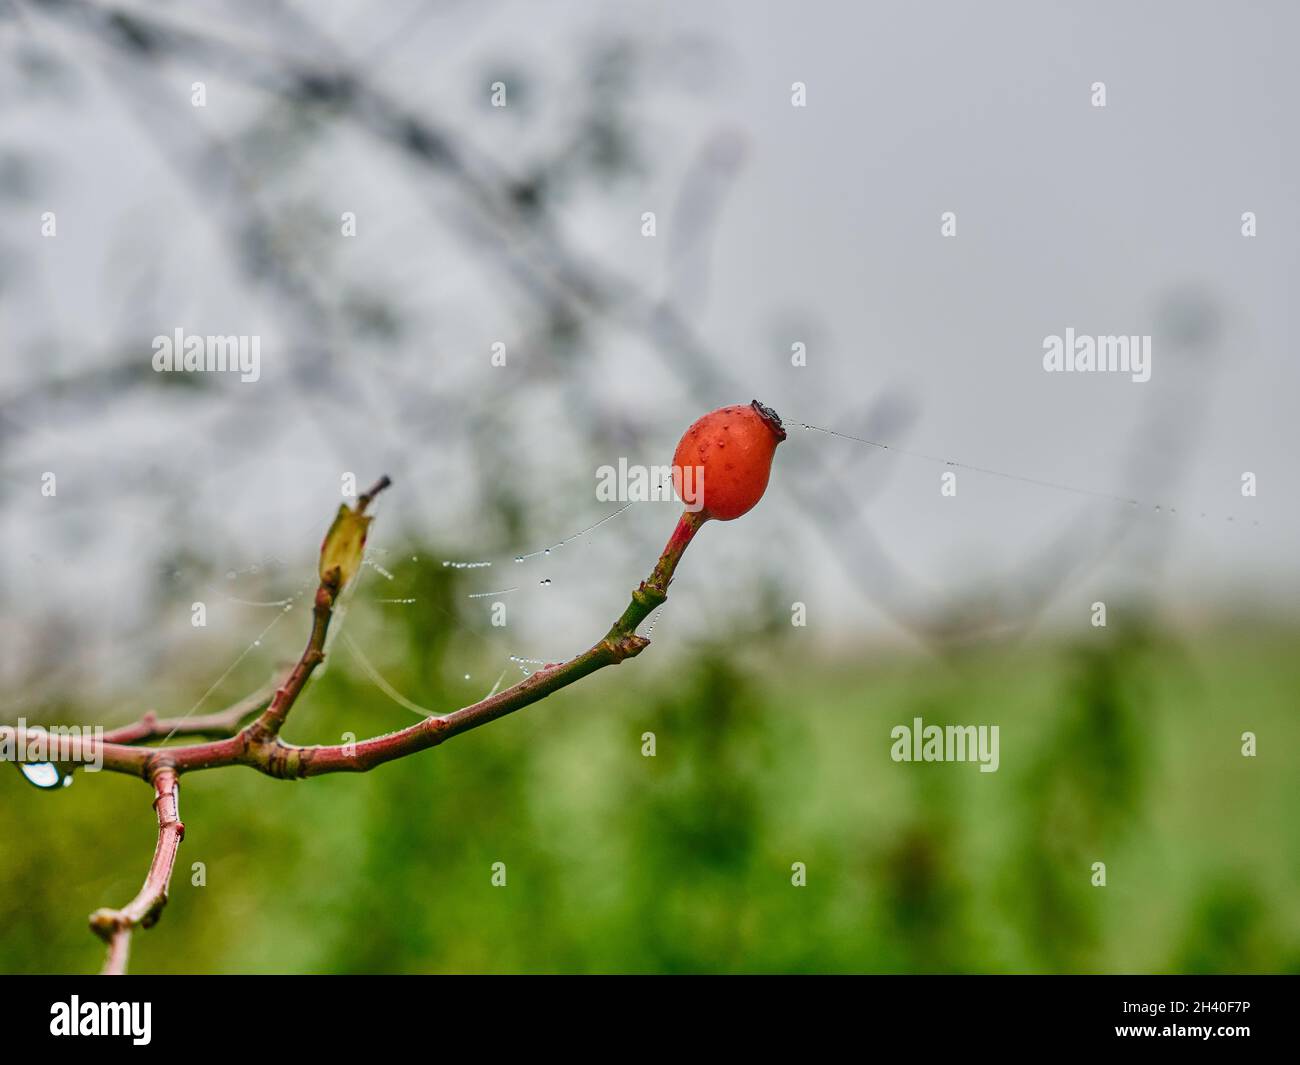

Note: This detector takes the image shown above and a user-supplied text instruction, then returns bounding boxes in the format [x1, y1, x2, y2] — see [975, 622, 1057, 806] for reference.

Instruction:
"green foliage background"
[2, 561, 1297, 974]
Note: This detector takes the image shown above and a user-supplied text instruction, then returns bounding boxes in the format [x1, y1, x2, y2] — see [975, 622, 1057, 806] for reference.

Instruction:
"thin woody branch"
[88, 767, 184, 976]
[278, 509, 707, 778]
[100, 683, 276, 745]
[240, 572, 339, 744]
[3, 496, 699, 783]
[138, 505, 693, 779]
[244, 475, 391, 745]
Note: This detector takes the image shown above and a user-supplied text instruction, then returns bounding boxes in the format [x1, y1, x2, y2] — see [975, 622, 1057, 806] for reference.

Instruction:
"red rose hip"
[672, 399, 786, 521]
[620, 401, 787, 629]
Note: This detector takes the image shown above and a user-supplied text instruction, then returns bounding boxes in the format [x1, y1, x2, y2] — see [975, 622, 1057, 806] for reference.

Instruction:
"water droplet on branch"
[18, 762, 67, 790]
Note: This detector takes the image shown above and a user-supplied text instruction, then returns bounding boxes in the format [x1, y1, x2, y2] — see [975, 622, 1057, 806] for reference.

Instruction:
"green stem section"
[607, 509, 705, 639]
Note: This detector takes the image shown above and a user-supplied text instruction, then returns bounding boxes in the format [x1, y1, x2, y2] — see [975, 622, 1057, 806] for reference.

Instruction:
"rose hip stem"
[606, 510, 706, 639]
[656, 509, 706, 582]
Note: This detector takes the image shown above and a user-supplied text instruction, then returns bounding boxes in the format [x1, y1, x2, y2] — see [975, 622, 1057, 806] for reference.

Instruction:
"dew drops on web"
[509, 655, 546, 677]
[792, 412, 1261, 527]
[645, 606, 665, 638]
[512, 502, 633, 563]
